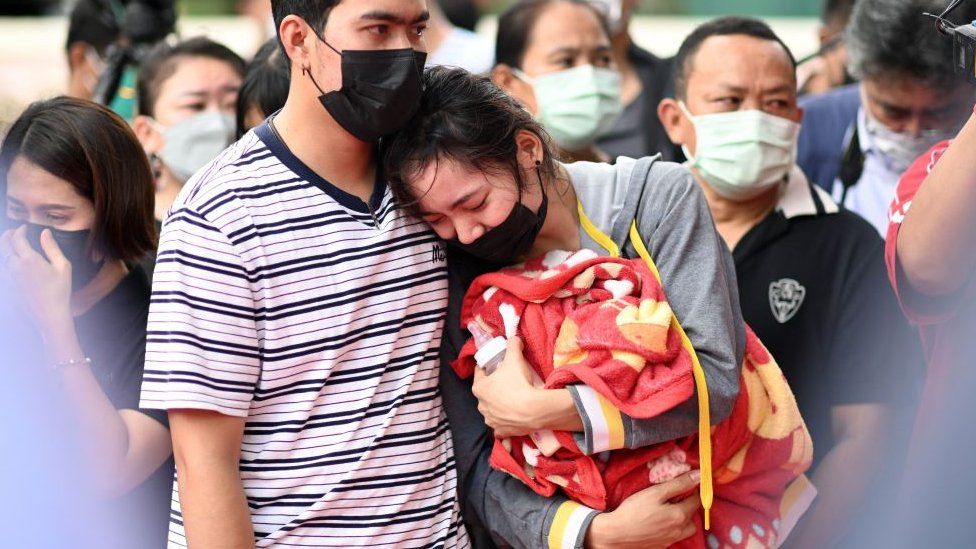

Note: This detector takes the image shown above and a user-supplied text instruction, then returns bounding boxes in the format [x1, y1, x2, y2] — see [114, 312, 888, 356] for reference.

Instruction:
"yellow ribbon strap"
[576, 202, 714, 530]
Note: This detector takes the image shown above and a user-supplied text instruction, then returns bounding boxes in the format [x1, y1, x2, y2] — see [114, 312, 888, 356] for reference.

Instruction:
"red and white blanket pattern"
[456, 249, 813, 548]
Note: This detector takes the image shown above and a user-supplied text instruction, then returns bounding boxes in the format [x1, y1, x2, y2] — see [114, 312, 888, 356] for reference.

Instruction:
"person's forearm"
[176, 459, 255, 548]
[784, 439, 882, 549]
[41, 315, 144, 496]
[531, 388, 585, 432]
[898, 112, 976, 296]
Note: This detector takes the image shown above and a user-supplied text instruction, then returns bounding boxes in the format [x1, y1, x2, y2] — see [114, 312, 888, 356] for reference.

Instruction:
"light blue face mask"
[514, 64, 623, 151]
[679, 102, 800, 201]
[156, 111, 236, 183]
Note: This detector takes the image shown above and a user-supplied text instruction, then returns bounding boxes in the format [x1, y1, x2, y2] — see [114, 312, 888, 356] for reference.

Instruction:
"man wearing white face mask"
[659, 17, 922, 549]
[797, 0, 976, 236]
[132, 37, 245, 224]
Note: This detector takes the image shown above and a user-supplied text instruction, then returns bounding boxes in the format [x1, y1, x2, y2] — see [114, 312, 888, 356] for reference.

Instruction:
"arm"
[170, 410, 254, 549]
[0, 227, 171, 497]
[783, 404, 891, 549]
[897, 113, 976, 297]
[441, 336, 700, 549]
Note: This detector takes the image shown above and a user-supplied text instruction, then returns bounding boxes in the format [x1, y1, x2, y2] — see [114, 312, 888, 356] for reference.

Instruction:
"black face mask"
[451, 171, 549, 264]
[21, 223, 104, 290]
[305, 32, 426, 143]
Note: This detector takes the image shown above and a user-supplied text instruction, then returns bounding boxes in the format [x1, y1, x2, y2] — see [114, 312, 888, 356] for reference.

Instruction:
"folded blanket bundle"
[457, 249, 813, 548]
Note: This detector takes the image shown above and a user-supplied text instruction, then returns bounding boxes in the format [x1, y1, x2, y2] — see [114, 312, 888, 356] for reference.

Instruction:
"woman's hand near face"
[472, 337, 584, 437]
[1, 225, 73, 335]
[586, 470, 702, 549]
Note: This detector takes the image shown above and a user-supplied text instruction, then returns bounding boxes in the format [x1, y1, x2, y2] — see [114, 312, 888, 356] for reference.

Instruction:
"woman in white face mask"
[490, 0, 623, 163]
[132, 37, 245, 224]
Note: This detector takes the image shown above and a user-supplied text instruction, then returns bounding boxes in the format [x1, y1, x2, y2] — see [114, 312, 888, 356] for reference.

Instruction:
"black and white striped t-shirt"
[140, 121, 468, 548]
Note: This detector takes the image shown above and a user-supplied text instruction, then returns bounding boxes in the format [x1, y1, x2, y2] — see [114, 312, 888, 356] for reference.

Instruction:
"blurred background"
[0, 0, 821, 128]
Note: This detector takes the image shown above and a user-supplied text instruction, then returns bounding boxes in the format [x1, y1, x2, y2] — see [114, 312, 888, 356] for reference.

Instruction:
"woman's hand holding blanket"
[472, 337, 584, 437]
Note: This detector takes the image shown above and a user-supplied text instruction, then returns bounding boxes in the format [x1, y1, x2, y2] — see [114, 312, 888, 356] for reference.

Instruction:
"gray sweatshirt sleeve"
[569, 159, 745, 454]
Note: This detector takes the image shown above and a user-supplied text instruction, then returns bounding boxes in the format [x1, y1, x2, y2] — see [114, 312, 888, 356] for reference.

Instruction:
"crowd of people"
[1, 0, 974, 548]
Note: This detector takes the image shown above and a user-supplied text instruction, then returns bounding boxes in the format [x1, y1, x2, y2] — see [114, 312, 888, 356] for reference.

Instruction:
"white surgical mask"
[862, 108, 957, 172]
[680, 102, 800, 201]
[153, 111, 235, 183]
[514, 65, 623, 151]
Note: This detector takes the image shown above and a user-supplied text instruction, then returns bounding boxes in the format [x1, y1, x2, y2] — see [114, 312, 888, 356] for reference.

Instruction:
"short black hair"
[271, 0, 341, 52]
[495, 0, 609, 70]
[237, 38, 291, 137]
[382, 67, 560, 216]
[137, 36, 246, 117]
[846, 0, 976, 90]
[65, 0, 120, 55]
[673, 16, 797, 100]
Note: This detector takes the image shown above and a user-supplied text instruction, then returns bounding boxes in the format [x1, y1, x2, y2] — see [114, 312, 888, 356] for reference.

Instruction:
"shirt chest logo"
[432, 243, 447, 263]
[769, 278, 806, 324]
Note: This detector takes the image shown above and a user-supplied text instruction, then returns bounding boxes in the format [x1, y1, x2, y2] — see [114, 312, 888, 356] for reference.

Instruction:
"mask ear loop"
[302, 23, 342, 95]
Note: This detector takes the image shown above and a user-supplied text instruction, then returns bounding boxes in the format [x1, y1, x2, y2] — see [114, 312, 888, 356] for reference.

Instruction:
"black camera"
[91, 0, 177, 111]
[953, 22, 976, 84]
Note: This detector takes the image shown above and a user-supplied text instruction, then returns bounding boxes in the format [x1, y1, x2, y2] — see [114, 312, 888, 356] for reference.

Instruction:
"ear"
[279, 14, 314, 74]
[817, 26, 831, 46]
[133, 115, 164, 154]
[657, 98, 694, 152]
[67, 42, 88, 71]
[492, 64, 539, 115]
[514, 129, 544, 171]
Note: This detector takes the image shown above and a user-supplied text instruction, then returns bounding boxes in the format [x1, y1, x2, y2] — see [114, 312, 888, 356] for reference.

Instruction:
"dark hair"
[137, 36, 246, 117]
[382, 66, 560, 215]
[65, 0, 121, 55]
[0, 97, 157, 262]
[846, 0, 976, 90]
[237, 39, 291, 137]
[271, 0, 341, 52]
[495, 0, 610, 70]
[822, 0, 857, 28]
[674, 16, 797, 100]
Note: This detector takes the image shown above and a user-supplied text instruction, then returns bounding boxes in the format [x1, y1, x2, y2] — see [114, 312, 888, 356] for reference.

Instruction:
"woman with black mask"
[0, 96, 172, 548]
[383, 67, 747, 548]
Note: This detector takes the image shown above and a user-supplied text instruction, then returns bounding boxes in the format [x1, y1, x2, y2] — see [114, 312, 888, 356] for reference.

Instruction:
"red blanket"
[457, 249, 813, 548]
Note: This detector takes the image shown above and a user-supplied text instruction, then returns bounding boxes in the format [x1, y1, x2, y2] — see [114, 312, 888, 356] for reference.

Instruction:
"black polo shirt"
[732, 168, 922, 470]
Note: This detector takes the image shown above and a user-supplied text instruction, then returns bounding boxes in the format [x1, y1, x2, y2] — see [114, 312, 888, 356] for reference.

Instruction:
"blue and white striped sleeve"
[139, 207, 260, 417]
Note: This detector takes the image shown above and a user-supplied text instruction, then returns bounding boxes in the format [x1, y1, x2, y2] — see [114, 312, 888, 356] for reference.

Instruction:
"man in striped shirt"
[139, 1, 468, 546]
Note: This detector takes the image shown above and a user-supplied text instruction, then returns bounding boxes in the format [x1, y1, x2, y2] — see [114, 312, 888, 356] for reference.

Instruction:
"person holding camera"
[0, 97, 172, 548]
[885, 108, 976, 546]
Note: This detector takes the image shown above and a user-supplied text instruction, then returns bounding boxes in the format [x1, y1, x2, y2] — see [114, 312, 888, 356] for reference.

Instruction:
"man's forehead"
[865, 77, 973, 109]
[691, 34, 794, 73]
[686, 35, 796, 90]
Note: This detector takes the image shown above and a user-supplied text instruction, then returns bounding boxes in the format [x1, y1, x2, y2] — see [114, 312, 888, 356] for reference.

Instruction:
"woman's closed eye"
[468, 196, 488, 211]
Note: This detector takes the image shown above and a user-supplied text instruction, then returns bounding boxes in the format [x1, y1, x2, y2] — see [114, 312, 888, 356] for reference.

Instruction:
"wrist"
[584, 512, 615, 549]
[530, 388, 583, 431]
[39, 311, 75, 343]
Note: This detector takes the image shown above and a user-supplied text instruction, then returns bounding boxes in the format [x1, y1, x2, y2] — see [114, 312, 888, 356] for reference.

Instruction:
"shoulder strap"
[608, 155, 658, 248]
[629, 222, 714, 530]
[577, 201, 715, 531]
